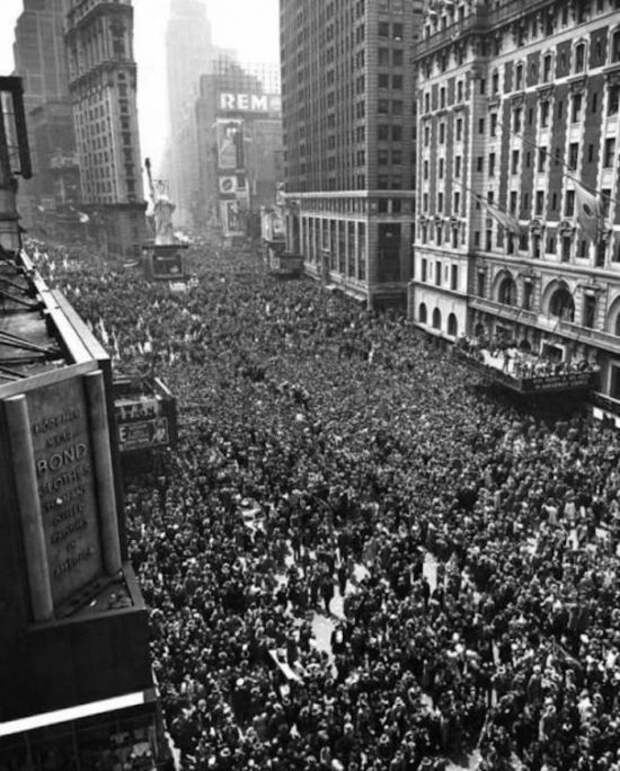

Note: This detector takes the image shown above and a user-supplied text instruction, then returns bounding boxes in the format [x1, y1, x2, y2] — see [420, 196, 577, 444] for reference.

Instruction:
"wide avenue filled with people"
[28, 239, 620, 771]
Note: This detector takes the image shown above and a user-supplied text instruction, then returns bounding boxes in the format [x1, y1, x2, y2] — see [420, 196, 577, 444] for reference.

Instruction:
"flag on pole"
[574, 181, 602, 243]
[479, 197, 521, 236]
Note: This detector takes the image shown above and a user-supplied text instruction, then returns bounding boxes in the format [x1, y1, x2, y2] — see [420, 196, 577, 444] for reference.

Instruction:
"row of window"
[422, 87, 619, 154]
[422, 7, 620, 78]
[302, 216, 367, 281]
[418, 305, 459, 336]
[420, 183, 614, 220]
[418, 221, 620, 266]
[420, 258, 459, 290]
[484, 276, 600, 330]
[299, 196, 411, 214]
[378, 22, 404, 40]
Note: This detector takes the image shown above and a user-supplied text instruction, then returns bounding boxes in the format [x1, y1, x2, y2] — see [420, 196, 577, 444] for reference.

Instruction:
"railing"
[416, 0, 556, 58]
[469, 296, 538, 325]
[454, 349, 597, 394]
[416, 8, 488, 58]
[486, 0, 556, 29]
[68, 0, 131, 26]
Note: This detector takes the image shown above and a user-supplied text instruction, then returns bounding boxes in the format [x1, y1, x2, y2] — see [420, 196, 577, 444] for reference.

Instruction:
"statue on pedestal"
[145, 158, 176, 245]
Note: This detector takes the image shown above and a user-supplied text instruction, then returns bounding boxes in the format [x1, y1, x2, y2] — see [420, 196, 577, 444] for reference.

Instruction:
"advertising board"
[115, 397, 171, 452]
[27, 376, 103, 606]
[220, 199, 246, 237]
[1, 364, 121, 618]
[216, 119, 244, 170]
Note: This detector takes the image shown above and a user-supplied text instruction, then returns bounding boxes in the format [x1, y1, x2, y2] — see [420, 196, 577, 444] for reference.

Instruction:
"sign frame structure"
[0, 361, 122, 621]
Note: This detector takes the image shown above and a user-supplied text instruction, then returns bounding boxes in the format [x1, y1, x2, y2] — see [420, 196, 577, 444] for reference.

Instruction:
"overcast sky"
[0, 0, 279, 168]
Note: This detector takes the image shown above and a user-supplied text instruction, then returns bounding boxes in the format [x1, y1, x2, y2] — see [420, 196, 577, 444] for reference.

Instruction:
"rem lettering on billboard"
[219, 93, 282, 114]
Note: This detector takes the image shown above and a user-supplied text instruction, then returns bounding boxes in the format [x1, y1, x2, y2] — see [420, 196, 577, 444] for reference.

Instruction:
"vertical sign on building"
[2, 364, 122, 620]
[216, 119, 244, 170]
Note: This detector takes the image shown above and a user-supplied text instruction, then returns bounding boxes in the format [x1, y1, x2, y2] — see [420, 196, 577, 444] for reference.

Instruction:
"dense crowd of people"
[28, 238, 620, 770]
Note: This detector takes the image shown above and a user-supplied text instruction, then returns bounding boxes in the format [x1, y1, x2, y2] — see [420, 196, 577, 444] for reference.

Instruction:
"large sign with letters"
[218, 92, 281, 114]
[115, 397, 170, 452]
[0, 363, 121, 618]
[27, 376, 104, 604]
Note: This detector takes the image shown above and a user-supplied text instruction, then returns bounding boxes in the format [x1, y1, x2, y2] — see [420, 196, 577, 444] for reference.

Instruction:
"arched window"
[432, 307, 442, 329]
[419, 302, 427, 324]
[498, 275, 517, 305]
[575, 42, 586, 72]
[549, 287, 575, 322]
[615, 314, 620, 337]
[447, 313, 458, 336]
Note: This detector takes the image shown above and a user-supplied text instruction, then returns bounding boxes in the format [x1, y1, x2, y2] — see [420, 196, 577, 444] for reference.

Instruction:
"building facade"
[411, 0, 620, 402]
[12, 0, 79, 227]
[280, 0, 424, 308]
[12, 0, 71, 114]
[65, 0, 146, 258]
[195, 58, 283, 240]
[165, 0, 215, 229]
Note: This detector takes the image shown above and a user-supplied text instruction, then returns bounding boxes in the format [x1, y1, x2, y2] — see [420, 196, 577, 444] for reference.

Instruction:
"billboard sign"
[219, 93, 281, 114]
[220, 199, 246, 237]
[0, 364, 121, 618]
[28, 376, 103, 605]
[219, 176, 237, 195]
[118, 417, 170, 452]
[113, 381, 177, 455]
[216, 119, 244, 170]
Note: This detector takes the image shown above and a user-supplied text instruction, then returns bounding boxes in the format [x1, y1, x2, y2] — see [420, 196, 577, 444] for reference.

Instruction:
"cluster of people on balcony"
[456, 333, 598, 382]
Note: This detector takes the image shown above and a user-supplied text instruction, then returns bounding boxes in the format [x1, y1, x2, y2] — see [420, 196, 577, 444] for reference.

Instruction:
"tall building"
[12, 0, 79, 224]
[65, 0, 146, 257]
[410, 0, 620, 404]
[165, 0, 214, 228]
[195, 58, 283, 239]
[280, 0, 424, 309]
[12, 0, 71, 112]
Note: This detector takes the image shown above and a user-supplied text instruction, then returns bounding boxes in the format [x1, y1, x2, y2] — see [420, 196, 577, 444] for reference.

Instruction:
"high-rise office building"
[65, 0, 146, 257]
[280, 0, 424, 308]
[12, 0, 71, 112]
[12, 0, 79, 223]
[165, 0, 214, 228]
[410, 0, 620, 404]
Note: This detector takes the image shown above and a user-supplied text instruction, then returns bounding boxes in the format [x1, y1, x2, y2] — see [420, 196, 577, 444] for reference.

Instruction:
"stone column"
[5, 394, 54, 622]
[84, 371, 122, 575]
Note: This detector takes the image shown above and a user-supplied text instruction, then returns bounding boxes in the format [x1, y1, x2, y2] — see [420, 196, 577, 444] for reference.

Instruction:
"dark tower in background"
[65, 0, 147, 258]
[165, 0, 215, 229]
[12, 0, 80, 230]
